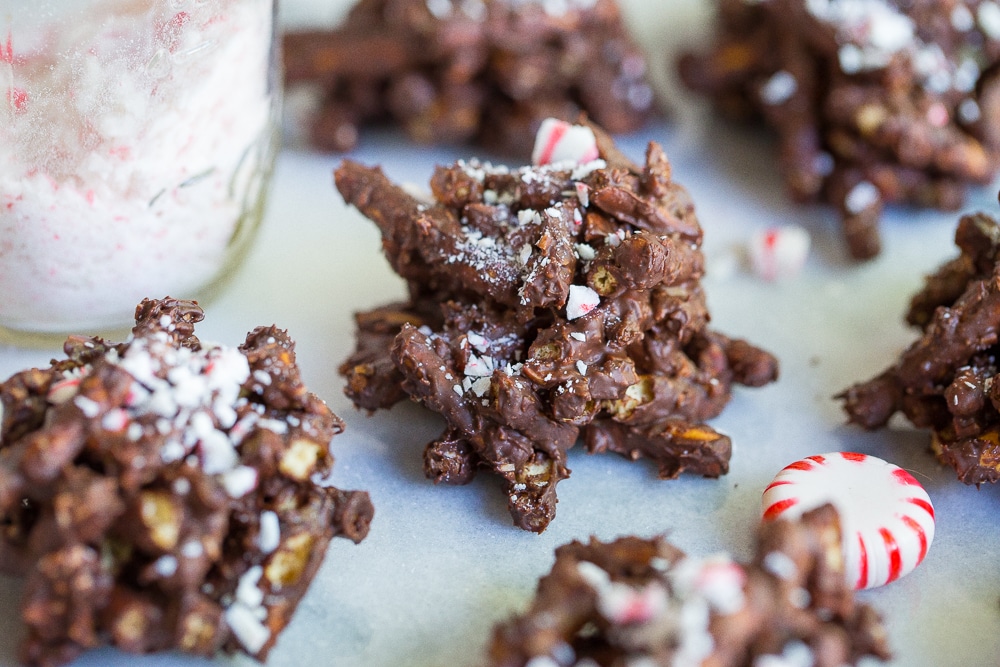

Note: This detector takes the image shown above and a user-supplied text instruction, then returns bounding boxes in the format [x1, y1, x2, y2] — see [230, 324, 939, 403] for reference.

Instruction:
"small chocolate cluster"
[336, 120, 777, 533]
[679, 0, 1000, 260]
[0, 298, 373, 666]
[841, 206, 1000, 485]
[283, 0, 654, 155]
[487, 504, 891, 666]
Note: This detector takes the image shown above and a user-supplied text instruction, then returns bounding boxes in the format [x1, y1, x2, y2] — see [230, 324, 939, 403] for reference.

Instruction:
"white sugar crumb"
[845, 181, 880, 214]
[258, 510, 281, 554]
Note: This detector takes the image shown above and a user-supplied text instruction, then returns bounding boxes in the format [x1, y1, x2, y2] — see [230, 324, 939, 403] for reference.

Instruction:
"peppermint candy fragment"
[761, 452, 934, 590]
[748, 225, 811, 281]
[531, 118, 600, 166]
[566, 284, 600, 320]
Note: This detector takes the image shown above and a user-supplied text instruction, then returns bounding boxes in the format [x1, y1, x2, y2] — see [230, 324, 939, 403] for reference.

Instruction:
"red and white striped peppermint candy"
[531, 118, 600, 166]
[761, 452, 934, 590]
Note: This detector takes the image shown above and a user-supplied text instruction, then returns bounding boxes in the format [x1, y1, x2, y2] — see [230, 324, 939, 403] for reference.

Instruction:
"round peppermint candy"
[761, 452, 934, 590]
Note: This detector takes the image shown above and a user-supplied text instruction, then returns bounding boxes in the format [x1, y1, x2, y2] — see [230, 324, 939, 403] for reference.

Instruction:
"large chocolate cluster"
[487, 504, 891, 666]
[0, 298, 373, 666]
[680, 0, 1000, 260]
[283, 0, 654, 155]
[841, 206, 1000, 485]
[336, 121, 777, 533]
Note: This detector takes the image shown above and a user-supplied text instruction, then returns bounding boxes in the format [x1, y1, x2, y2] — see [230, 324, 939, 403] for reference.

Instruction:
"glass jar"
[0, 0, 279, 341]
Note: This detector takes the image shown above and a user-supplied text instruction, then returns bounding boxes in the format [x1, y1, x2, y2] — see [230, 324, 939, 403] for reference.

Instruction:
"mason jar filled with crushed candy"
[0, 0, 279, 341]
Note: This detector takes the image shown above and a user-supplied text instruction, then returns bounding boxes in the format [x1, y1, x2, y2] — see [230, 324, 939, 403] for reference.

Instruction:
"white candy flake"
[221, 465, 259, 498]
[845, 180, 880, 214]
[258, 510, 281, 554]
[760, 70, 797, 105]
[979, 1, 1000, 39]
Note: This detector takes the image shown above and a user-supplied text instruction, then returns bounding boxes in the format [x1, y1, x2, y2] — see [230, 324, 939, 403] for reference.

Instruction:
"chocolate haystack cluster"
[283, 0, 654, 155]
[680, 0, 1000, 260]
[336, 121, 777, 533]
[841, 206, 1000, 485]
[0, 298, 373, 666]
[487, 504, 891, 666]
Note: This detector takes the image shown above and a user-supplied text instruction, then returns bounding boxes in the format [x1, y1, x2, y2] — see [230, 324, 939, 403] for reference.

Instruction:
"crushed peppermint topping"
[531, 118, 600, 166]
[153, 555, 178, 577]
[574, 242, 596, 262]
[979, 1, 1000, 39]
[220, 465, 259, 498]
[959, 98, 981, 123]
[760, 70, 797, 105]
[845, 180, 880, 214]
[466, 331, 490, 353]
[225, 564, 271, 653]
[762, 551, 799, 580]
[181, 540, 204, 559]
[951, 4, 975, 31]
[258, 510, 281, 554]
[576, 360, 588, 375]
[470, 377, 492, 397]
[570, 332, 586, 342]
[464, 353, 496, 377]
[74, 395, 101, 418]
[566, 285, 600, 320]
[752, 641, 815, 667]
[576, 552, 748, 667]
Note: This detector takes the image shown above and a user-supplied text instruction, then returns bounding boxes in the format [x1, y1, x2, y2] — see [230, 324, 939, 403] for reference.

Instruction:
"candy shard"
[531, 118, 600, 166]
[761, 451, 935, 589]
[748, 225, 811, 282]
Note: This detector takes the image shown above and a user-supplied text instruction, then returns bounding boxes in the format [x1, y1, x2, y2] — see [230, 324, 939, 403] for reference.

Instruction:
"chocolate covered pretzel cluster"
[680, 0, 1000, 260]
[0, 298, 373, 666]
[336, 120, 777, 533]
[283, 0, 654, 155]
[841, 206, 1000, 485]
[487, 504, 891, 666]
